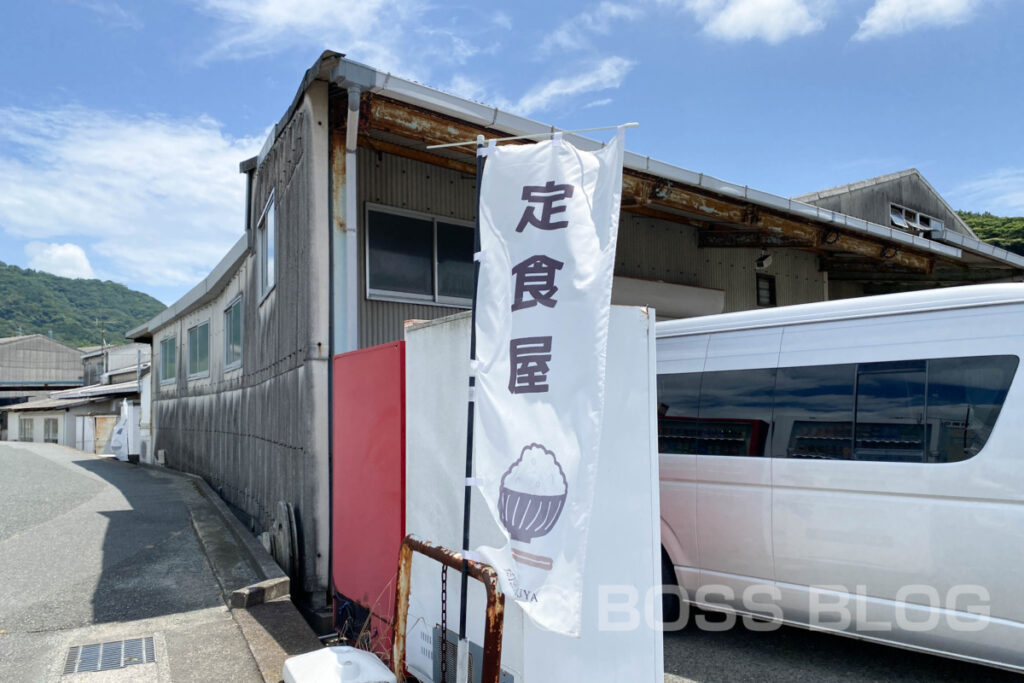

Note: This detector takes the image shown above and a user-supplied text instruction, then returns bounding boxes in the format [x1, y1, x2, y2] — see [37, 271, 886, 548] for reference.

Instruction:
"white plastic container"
[282, 646, 396, 683]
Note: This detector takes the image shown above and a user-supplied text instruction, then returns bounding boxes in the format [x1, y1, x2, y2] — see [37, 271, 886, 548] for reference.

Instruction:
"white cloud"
[0, 106, 261, 290]
[191, 0, 487, 76]
[511, 57, 635, 116]
[583, 98, 614, 109]
[949, 169, 1024, 215]
[25, 242, 96, 279]
[854, 0, 982, 40]
[677, 0, 829, 43]
[548, 3, 644, 53]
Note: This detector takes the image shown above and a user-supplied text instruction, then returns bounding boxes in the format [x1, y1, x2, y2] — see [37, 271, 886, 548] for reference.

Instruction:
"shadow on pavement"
[71, 457, 226, 624]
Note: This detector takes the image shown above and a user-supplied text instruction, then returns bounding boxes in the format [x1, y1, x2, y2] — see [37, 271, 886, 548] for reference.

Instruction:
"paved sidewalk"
[0, 443, 320, 682]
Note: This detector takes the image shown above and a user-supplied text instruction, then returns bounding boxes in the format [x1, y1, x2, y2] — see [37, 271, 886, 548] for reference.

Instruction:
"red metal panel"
[332, 341, 405, 649]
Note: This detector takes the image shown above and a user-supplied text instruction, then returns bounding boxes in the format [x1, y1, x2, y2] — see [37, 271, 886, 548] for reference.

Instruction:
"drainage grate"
[63, 637, 155, 674]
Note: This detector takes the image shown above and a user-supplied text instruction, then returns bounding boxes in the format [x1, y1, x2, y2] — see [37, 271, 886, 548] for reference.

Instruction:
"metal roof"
[657, 282, 1024, 338]
[328, 55, 1024, 272]
[126, 235, 248, 340]
[5, 396, 98, 412]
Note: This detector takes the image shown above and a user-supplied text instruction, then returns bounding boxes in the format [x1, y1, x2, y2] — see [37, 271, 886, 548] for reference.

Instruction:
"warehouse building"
[127, 51, 1024, 616]
[0, 334, 83, 440]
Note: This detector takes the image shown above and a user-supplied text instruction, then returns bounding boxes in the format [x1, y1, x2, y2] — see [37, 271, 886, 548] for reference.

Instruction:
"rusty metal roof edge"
[323, 56, 990, 266]
[127, 234, 249, 340]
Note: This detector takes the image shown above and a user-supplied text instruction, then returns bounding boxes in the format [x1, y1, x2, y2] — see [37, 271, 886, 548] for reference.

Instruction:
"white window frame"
[258, 192, 276, 302]
[187, 320, 211, 380]
[159, 336, 177, 386]
[44, 417, 58, 444]
[19, 417, 34, 442]
[364, 203, 474, 309]
[890, 203, 944, 234]
[224, 295, 243, 371]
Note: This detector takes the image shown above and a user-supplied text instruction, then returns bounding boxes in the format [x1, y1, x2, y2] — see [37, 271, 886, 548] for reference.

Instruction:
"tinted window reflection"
[927, 356, 1018, 462]
[697, 368, 776, 457]
[855, 360, 927, 462]
[657, 372, 701, 454]
[773, 364, 856, 459]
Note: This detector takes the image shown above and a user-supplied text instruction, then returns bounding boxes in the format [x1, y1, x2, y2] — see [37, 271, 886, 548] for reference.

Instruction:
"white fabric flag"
[473, 130, 624, 635]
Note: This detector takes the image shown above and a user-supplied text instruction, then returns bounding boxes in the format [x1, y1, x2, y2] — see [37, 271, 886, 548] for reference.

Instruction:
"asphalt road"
[663, 609, 1021, 682]
[0, 442, 263, 682]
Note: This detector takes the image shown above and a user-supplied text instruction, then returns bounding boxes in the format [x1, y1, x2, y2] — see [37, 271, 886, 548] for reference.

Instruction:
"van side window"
[656, 355, 1018, 463]
[657, 372, 701, 454]
[698, 369, 776, 456]
[854, 360, 927, 462]
[773, 364, 856, 459]
[926, 356, 1018, 462]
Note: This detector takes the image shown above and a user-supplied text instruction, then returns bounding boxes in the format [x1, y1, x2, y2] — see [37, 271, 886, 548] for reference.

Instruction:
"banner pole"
[458, 134, 486, 652]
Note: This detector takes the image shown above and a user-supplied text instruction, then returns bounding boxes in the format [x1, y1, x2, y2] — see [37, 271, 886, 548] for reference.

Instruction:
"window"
[19, 417, 34, 442]
[160, 337, 177, 385]
[259, 193, 276, 298]
[756, 274, 776, 307]
[656, 355, 1018, 463]
[926, 356, 1017, 462]
[890, 204, 944, 234]
[774, 364, 856, 459]
[187, 321, 210, 378]
[224, 297, 243, 370]
[854, 360, 927, 462]
[656, 369, 775, 457]
[44, 418, 58, 444]
[366, 206, 474, 306]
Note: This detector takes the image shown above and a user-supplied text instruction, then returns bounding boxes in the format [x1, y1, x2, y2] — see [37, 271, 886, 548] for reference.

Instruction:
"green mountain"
[0, 262, 166, 347]
[959, 211, 1024, 257]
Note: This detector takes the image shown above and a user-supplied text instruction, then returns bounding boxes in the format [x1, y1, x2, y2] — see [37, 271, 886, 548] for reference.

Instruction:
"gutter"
[331, 56, 1024, 271]
[331, 61, 378, 353]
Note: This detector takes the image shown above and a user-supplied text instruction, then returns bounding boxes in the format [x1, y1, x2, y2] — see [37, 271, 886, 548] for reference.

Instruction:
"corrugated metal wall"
[150, 84, 331, 597]
[616, 213, 826, 311]
[357, 147, 476, 347]
[356, 148, 827, 347]
[0, 336, 83, 384]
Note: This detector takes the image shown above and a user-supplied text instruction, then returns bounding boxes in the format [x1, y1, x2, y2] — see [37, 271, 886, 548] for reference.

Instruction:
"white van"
[657, 283, 1024, 673]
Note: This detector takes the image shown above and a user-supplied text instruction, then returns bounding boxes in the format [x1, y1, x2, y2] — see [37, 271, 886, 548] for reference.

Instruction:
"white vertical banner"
[473, 130, 625, 635]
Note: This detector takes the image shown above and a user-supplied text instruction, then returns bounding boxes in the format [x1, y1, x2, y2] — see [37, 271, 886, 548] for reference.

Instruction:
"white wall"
[404, 307, 663, 682]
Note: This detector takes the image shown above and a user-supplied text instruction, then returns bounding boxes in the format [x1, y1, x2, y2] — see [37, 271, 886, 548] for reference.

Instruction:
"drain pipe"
[343, 84, 360, 352]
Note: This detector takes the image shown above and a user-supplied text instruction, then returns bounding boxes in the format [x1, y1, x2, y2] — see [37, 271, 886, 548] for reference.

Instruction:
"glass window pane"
[773, 364, 856, 459]
[266, 202, 275, 290]
[926, 355, 1018, 462]
[890, 207, 908, 228]
[198, 323, 209, 374]
[855, 360, 926, 461]
[657, 372, 702, 454]
[697, 368, 776, 456]
[368, 210, 433, 296]
[437, 221, 474, 300]
[161, 338, 175, 381]
[226, 301, 242, 366]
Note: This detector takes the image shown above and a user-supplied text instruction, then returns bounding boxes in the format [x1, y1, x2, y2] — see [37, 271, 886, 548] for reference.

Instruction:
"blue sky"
[0, 0, 1021, 304]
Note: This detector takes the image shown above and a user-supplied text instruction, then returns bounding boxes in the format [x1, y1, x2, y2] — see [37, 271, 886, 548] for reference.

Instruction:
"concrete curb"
[139, 462, 290, 607]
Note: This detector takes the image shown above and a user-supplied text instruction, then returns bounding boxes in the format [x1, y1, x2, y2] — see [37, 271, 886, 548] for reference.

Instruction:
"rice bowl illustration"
[499, 443, 568, 545]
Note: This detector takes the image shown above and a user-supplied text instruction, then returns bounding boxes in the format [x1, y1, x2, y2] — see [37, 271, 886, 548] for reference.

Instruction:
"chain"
[440, 564, 449, 683]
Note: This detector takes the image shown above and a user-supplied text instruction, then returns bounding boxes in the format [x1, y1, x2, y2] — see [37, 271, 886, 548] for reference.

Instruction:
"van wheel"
[661, 549, 681, 625]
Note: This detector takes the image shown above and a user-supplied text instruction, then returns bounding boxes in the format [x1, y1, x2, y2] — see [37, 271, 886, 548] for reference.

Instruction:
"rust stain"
[391, 535, 505, 683]
[330, 127, 348, 234]
[363, 94, 937, 273]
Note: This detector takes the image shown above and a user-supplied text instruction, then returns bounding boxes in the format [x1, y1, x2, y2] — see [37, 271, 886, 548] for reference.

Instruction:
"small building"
[0, 334, 84, 440]
[127, 51, 1024, 615]
[82, 343, 152, 386]
[5, 375, 148, 456]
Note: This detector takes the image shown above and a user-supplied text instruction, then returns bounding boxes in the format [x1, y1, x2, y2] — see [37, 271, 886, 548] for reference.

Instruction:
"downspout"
[344, 85, 360, 352]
